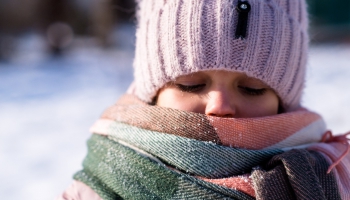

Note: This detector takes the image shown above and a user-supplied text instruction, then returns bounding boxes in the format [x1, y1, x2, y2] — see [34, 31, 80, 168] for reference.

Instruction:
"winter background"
[1, 18, 350, 200]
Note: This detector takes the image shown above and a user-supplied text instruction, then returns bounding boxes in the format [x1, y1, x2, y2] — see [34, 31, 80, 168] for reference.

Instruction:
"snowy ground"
[1, 23, 350, 200]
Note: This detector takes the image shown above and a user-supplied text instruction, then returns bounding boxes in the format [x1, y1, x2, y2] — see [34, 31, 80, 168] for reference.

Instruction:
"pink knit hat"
[133, 0, 309, 111]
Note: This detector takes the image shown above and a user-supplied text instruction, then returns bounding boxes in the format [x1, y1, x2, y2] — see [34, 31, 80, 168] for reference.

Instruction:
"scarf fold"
[251, 149, 340, 199]
[93, 95, 327, 150]
[74, 134, 256, 200]
[74, 94, 343, 199]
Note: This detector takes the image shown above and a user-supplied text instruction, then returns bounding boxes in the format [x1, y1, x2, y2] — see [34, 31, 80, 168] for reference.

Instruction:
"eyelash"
[238, 86, 266, 96]
[175, 84, 205, 93]
[175, 84, 267, 96]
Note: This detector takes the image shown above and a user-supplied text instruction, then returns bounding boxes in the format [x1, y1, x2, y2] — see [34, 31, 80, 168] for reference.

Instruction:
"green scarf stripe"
[75, 134, 177, 199]
[74, 134, 255, 200]
[107, 122, 283, 178]
[74, 171, 122, 200]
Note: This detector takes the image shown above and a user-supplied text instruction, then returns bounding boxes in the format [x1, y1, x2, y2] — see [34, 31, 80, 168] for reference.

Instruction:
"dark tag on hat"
[235, 0, 251, 39]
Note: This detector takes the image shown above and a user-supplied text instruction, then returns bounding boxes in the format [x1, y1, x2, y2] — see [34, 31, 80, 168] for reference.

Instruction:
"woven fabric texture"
[74, 134, 255, 200]
[74, 123, 340, 199]
[92, 95, 326, 150]
[252, 149, 341, 199]
[71, 95, 345, 199]
[133, 0, 309, 111]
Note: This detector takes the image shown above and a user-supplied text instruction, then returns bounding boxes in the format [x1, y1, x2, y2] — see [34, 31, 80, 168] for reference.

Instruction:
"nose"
[205, 90, 236, 118]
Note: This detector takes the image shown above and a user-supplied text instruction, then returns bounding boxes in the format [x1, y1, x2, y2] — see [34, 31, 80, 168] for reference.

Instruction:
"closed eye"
[238, 86, 266, 96]
[175, 84, 206, 93]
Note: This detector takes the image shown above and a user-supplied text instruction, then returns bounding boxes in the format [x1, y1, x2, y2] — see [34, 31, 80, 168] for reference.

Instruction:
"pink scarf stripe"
[209, 110, 323, 149]
[198, 175, 255, 197]
[265, 118, 326, 150]
[86, 95, 350, 198]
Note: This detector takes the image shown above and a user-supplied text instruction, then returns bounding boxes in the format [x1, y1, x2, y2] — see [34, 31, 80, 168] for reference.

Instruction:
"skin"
[156, 70, 280, 118]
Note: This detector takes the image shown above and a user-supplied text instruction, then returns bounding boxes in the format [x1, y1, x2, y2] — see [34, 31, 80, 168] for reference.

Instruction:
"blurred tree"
[307, 0, 350, 43]
[307, 0, 350, 25]
[0, 0, 42, 60]
[36, 0, 88, 55]
[36, 0, 89, 35]
[0, 0, 41, 33]
[91, 0, 114, 47]
[112, 0, 136, 22]
[91, 0, 136, 47]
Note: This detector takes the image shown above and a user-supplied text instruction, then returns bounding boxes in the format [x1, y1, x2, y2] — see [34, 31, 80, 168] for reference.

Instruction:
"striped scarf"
[73, 95, 344, 199]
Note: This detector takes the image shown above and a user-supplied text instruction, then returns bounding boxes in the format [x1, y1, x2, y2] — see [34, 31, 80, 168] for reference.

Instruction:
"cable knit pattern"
[133, 0, 309, 111]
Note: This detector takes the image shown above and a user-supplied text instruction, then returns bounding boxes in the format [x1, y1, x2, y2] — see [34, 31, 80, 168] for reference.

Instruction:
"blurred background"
[0, 0, 349, 199]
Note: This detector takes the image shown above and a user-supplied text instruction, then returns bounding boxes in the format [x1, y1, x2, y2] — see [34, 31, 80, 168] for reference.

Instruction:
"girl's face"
[156, 70, 279, 118]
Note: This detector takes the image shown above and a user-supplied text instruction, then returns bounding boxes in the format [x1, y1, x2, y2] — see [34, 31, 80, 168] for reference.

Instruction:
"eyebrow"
[242, 77, 270, 87]
[175, 74, 204, 81]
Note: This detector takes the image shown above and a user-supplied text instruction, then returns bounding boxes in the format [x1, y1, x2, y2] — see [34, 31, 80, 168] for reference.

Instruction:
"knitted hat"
[133, 0, 309, 111]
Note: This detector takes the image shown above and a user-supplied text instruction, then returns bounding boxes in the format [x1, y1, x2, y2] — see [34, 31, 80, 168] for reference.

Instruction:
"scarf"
[73, 94, 345, 199]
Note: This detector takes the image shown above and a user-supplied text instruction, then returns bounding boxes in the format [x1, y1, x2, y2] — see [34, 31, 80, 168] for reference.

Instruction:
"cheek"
[265, 92, 280, 113]
[156, 88, 205, 113]
[242, 93, 279, 117]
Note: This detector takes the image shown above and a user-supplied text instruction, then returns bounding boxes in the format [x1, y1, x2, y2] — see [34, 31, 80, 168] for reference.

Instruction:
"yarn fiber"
[133, 0, 309, 111]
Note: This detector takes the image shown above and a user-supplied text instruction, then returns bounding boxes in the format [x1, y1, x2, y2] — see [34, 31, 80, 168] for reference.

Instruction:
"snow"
[0, 23, 349, 199]
[304, 45, 350, 134]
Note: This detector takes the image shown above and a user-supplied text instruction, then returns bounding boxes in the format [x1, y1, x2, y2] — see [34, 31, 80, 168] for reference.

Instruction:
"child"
[58, 0, 350, 199]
